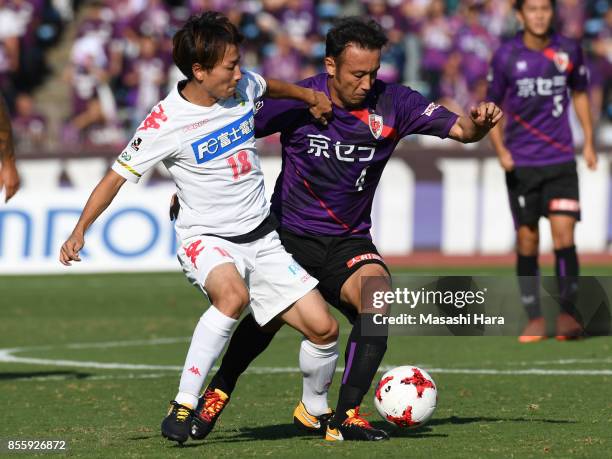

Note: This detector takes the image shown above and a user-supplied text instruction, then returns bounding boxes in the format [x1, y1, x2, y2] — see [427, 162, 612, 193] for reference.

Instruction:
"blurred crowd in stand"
[1, 0, 611, 150]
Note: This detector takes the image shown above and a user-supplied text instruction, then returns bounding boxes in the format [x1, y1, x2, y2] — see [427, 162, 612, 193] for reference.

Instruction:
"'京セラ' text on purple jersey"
[255, 73, 459, 237]
[487, 33, 589, 167]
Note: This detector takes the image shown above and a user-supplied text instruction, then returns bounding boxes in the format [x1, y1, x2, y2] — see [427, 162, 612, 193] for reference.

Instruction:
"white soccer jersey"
[112, 71, 269, 240]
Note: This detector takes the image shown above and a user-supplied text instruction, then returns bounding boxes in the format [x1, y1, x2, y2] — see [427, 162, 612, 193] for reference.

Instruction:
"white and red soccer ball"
[374, 366, 437, 428]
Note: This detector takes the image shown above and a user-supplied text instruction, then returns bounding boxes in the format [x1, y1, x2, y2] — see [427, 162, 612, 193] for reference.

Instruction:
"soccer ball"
[373, 366, 437, 428]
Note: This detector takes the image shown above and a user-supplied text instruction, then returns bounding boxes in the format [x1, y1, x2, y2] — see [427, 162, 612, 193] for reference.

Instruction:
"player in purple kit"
[487, 0, 597, 343]
[187, 17, 503, 441]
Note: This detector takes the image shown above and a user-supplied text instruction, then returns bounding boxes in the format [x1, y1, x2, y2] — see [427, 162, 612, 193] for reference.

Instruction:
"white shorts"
[178, 230, 319, 325]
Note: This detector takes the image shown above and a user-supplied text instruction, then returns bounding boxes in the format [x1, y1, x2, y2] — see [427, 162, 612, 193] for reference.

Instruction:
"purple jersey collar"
[513, 31, 561, 50]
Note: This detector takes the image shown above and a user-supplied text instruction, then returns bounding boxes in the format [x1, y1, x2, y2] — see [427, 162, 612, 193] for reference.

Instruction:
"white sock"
[175, 306, 237, 408]
[299, 339, 338, 416]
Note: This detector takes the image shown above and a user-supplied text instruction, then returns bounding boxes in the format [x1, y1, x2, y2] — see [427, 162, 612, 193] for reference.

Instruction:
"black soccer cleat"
[190, 388, 230, 440]
[161, 401, 194, 444]
[325, 407, 389, 441]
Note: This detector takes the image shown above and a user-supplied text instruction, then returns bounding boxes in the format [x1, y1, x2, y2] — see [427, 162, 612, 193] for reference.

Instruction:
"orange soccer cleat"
[518, 317, 547, 343]
[555, 312, 584, 341]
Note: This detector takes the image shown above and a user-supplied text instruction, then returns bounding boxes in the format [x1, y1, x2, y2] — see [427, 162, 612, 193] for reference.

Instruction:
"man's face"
[518, 0, 554, 37]
[198, 44, 242, 101]
[325, 44, 381, 109]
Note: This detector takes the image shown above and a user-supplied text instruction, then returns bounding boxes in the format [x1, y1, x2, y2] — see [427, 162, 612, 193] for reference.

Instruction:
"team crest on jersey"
[369, 113, 383, 139]
[553, 51, 569, 73]
[130, 137, 142, 151]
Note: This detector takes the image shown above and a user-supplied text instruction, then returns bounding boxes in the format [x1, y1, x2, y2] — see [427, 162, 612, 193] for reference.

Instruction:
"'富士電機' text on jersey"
[112, 71, 269, 241]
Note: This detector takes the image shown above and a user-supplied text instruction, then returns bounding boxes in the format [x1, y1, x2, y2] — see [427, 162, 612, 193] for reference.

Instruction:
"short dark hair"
[325, 17, 388, 60]
[172, 11, 243, 79]
[514, 0, 556, 11]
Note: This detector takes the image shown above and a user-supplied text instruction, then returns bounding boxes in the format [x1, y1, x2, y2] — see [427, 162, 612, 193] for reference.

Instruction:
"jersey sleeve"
[393, 85, 459, 139]
[243, 70, 268, 101]
[111, 106, 177, 183]
[568, 42, 589, 92]
[254, 77, 313, 137]
[486, 48, 509, 105]
[254, 97, 305, 138]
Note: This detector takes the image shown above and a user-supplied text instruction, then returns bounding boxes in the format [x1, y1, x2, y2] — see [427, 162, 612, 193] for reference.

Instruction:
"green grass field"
[1, 270, 611, 458]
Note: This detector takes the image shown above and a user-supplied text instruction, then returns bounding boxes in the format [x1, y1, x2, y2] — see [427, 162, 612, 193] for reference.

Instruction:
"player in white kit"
[59, 12, 339, 444]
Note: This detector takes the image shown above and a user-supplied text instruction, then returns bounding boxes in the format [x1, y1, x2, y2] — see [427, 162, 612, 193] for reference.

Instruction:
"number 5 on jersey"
[227, 150, 252, 180]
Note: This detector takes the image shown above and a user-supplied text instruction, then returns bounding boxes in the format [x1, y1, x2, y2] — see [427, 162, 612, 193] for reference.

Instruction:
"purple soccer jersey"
[487, 33, 589, 166]
[255, 73, 458, 237]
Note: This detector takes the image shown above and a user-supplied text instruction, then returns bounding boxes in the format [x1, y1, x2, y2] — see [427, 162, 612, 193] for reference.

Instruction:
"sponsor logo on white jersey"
[183, 119, 210, 133]
[190, 111, 255, 164]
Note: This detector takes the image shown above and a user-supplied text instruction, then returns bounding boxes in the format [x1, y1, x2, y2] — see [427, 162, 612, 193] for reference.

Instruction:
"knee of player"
[518, 225, 539, 241]
[517, 228, 539, 255]
[326, 318, 340, 341]
[213, 287, 250, 319]
[308, 316, 339, 344]
[551, 230, 575, 248]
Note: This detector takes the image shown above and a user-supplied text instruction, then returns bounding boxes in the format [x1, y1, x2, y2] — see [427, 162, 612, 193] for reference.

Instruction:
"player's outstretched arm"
[59, 169, 126, 266]
[572, 90, 597, 170]
[448, 101, 503, 144]
[264, 78, 332, 125]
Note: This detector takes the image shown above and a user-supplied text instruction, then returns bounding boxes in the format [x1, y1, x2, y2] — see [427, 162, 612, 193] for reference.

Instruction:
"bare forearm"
[0, 95, 15, 165]
[265, 78, 315, 105]
[73, 170, 126, 234]
[572, 91, 594, 145]
[450, 116, 490, 143]
[265, 78, 331, 125]
[489, 123, 506, 156]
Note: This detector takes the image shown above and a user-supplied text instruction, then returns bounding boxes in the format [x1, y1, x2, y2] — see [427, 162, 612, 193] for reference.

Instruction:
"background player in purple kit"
[187, 17, 503, 442]
[487, 0, 597, 343]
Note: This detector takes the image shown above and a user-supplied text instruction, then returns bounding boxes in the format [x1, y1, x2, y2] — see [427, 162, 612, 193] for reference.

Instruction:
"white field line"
[3, 373, 172, 382]
[1, 339, 612, 378]
[12, 368, 612, 383]
[3, 366, 612, 382]
[63, 337, 190, 349]
[0, 337, 191, 353]
[527, 358, 612, 365]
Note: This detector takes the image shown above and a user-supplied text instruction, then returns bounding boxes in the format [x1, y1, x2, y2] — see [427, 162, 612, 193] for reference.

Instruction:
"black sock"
[555, 246, 579, 315]
[517, 254, 541, 319]
[333, 314, 387, 424]
[208, 314, 277, 395]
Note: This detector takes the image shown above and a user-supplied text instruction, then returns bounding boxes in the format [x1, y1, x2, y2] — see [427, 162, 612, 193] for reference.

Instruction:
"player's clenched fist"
[308, 90, 332, 126]
[469, 102, 503, 129]
[59, 231, 84, 266]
